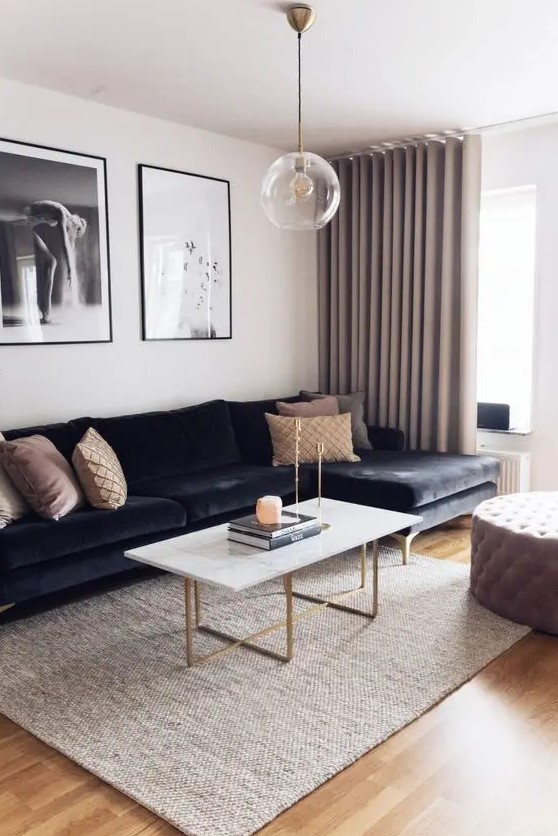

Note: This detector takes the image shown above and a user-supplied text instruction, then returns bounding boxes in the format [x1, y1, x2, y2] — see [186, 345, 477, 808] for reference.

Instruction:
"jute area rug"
[0, 548, 529, 836]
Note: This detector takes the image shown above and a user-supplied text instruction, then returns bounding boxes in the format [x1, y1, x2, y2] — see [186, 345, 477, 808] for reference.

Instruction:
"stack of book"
[227, 510, 320, 550]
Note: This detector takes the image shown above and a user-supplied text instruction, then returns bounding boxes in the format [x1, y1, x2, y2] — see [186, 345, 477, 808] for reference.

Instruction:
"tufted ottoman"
[470, 492, 558, 634]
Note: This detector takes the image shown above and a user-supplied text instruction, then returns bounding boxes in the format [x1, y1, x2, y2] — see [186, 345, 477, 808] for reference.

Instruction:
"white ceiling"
[1, 0, 558, 156]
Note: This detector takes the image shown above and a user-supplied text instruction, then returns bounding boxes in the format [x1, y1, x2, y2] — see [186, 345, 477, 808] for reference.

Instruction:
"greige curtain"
[318, 135, 481, 454]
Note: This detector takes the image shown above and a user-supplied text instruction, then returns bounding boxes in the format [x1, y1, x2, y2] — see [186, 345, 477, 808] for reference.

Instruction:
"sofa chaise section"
[317, 449, 499, 561]
[230, 397, 499, 563]
[318, 450, 499, 513]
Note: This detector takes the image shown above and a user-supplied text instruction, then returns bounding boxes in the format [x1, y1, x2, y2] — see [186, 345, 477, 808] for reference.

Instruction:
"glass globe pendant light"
[261, 5, 340, 230]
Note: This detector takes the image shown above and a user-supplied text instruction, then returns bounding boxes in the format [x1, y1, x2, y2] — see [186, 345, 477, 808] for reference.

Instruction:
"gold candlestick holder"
[294, 417, 301, 519]
[317, 441, 331, 530]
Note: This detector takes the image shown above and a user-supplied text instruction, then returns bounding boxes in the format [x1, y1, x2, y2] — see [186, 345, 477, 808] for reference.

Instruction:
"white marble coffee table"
[125, 497, 421, 666]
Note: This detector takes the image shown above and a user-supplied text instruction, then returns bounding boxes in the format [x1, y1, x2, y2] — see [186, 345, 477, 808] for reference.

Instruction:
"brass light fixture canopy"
[286, 4, 316, 34]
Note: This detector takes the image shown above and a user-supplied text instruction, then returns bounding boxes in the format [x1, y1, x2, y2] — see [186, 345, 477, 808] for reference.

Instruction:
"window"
[477, 187, 537, 431]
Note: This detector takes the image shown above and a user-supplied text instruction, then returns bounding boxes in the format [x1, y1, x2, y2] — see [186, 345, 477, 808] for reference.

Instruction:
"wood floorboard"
[1, 518, 557, 835]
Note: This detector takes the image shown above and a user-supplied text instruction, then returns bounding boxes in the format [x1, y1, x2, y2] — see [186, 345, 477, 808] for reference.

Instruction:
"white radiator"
[478, 448, 531, 495]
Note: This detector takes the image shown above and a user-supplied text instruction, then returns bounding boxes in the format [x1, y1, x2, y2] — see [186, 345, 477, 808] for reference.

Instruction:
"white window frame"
[477, 185, 537, 432]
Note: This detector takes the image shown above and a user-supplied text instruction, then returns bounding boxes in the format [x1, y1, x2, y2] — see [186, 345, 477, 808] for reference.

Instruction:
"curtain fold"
[318, 135, 481, 454]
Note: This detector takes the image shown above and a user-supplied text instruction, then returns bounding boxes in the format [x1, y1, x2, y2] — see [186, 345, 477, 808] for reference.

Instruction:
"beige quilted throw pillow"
[73, 428, 127, 510]
[265, 413, 360, 466]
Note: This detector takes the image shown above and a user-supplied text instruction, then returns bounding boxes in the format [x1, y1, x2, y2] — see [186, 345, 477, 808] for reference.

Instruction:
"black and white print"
[139, 165, 232, 340]
[0, 138, 111, 345]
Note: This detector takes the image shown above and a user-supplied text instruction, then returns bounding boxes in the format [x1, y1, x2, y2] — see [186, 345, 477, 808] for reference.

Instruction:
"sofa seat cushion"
[0, 496, 187, 572]
[131, 464, 307, 523]
[317, 450, 500, 510]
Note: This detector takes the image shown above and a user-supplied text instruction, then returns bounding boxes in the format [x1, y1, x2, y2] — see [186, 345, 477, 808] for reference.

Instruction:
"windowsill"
[477, 428, 533, 437]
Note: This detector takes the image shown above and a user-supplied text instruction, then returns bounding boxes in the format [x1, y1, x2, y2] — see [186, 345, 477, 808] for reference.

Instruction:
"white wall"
[0, 79, 318, 429]
[482, 123, 558, 490]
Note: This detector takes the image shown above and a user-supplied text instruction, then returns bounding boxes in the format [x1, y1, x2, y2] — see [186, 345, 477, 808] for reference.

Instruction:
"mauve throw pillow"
[0, 435, 84, 520]
[299, 390, 372, 449]
[276, 396, 339, 418]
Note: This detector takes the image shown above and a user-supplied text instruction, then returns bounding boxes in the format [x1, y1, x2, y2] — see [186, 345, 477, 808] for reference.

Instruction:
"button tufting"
[471, 492, 558, 635]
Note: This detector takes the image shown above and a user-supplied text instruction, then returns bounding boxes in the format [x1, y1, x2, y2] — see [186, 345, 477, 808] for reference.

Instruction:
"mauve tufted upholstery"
[470, 492, 558, 634]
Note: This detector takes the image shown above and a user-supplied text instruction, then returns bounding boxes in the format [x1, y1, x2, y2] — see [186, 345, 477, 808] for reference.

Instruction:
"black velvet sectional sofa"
[0, 396, 499, 613]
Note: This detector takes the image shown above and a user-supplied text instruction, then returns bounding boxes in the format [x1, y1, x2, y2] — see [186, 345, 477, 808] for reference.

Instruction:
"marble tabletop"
[125, 497, 421, 592]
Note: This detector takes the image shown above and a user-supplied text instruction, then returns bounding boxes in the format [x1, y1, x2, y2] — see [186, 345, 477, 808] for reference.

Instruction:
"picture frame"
[0, 136, 112, 346]
[138, 164, 232, 341]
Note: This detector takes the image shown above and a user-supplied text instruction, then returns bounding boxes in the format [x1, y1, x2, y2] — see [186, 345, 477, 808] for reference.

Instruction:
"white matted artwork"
[0, 137, 111, 345]
[139, 164, 232, 340]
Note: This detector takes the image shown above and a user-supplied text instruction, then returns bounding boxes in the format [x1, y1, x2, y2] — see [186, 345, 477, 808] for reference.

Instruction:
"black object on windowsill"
[477, 402, 510, 431]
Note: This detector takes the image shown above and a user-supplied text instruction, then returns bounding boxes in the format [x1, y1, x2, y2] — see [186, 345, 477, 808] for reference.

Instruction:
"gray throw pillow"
[299, 391, 372, 449]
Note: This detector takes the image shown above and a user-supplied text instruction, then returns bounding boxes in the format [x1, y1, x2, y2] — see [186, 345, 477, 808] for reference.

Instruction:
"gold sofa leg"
[0, 603, 15, 615]
[391, 533, 417, 565]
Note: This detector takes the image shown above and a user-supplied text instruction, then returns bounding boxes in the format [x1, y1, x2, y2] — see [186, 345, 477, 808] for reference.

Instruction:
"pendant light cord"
[297, 32, 303, 154]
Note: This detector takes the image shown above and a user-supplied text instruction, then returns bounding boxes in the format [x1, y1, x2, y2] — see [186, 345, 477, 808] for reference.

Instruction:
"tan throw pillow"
[265, 413, 360, 466]
[0, 435, 84, 520]
[276, 395, 339, 418]
[0, 431, 30, 528]
[73, 428, 127, 510]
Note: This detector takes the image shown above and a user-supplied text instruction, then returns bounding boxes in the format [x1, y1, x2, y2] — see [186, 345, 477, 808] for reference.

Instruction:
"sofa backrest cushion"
[228, 396, 299, 466]
[2, 419, 90, 463]
[88, 399, 241, 484]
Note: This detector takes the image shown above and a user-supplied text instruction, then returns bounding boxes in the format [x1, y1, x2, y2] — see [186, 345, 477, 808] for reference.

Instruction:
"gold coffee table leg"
[292, 540, 379, 619]
[184, 573, 295, 666]
[0, 603, 15, 615]
[371, 540, 379, 617]
[184, 578, 194, 667]
[284, 573, 294, 661]
[182, 542, 379, 667]
[360, 543, 367, 588]
[194, 581, 202, 627]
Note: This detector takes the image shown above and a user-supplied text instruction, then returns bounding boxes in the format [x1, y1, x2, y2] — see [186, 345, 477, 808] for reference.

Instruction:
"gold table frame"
[183, 540, 379, 666]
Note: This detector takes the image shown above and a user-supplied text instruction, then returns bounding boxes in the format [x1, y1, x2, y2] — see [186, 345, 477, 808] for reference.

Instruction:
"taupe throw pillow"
[0, 435, 84, 520]
[299, 390, 372, 449]
[0, 431, 30, 528]
[73, 428, 127, 510]
[265, 413, 360, 466]
[276, 395, 339, 418]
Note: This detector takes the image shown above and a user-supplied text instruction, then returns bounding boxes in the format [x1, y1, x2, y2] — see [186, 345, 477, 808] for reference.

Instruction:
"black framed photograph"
[0, 137, 111, 345]
[138, 164, 232, 340]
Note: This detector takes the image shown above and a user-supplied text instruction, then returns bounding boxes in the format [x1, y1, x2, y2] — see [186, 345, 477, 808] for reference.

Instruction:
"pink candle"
[256, 495, 283, 525]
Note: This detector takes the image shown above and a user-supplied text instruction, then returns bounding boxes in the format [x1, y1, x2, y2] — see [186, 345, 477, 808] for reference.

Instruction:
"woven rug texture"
[0, 548, 530, 836]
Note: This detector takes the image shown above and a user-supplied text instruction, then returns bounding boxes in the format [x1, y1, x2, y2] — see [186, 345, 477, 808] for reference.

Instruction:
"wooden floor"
[1, 520, 558, 836]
